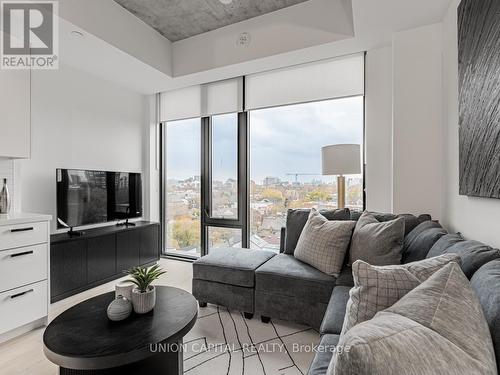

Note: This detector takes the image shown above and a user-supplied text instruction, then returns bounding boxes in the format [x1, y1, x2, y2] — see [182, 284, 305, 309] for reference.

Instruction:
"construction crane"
[285, 173, 318, 183]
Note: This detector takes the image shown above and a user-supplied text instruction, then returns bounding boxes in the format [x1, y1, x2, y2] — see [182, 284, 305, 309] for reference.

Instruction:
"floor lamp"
[321, 144, 361, 209]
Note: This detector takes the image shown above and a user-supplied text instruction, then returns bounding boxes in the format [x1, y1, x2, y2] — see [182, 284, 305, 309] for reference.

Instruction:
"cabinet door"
[87, 234, 116, 283]
[0, 69, 30, 158]
[116, 230, 140, 273]
[50, 241, 86, 298]
[139, 225, 160, 265]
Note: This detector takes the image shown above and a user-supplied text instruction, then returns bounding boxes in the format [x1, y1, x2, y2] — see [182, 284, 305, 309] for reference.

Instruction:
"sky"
[166, 96, 364, 184]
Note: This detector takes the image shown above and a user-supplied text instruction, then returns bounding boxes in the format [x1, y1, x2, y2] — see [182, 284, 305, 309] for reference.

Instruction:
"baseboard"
[0, 316, 47, 344]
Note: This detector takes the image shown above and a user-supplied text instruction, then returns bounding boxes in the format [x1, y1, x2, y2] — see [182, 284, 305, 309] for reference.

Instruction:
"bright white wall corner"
[17, 64, 149, 233]
[365, 46, 393, 213]
[143, 95, 160, 223]
[391, 23, 443, 220]
[58, 0, 172, 77]
[441, 0, 500, 248]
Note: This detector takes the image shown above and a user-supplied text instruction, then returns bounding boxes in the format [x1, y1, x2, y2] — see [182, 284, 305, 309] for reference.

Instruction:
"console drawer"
[0, 244, 48, 292]
[0, 280, 47, 335]
[0, 221, 48, 250]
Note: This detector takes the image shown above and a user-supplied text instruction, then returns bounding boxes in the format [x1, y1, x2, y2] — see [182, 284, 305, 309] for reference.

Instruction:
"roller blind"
[245, 53, 364, 111]
[159, 77, 243, 122]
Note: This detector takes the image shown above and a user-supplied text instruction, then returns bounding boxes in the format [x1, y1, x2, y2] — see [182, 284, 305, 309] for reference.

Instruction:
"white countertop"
[0, 212, 52, 226]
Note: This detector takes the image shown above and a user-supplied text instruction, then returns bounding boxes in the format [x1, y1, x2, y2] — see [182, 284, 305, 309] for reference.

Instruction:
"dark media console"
[50, 221, 160, 303]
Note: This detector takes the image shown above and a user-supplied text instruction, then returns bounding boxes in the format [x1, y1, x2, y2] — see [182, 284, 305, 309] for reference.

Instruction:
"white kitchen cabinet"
[0, 212, 51, 343]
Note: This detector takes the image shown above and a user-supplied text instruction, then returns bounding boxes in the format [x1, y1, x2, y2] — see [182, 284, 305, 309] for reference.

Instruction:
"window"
[211, 113, 239, 219]
[164, 118, 201, 258]
[207, 227, 242, 251]
[249, 97, 364, 252]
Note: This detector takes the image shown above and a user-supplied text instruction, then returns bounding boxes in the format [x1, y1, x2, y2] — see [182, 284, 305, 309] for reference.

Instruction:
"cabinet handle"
[10, 250, 34, 258]
[10, 227, 34, 233]
[10, 289, 34, 299]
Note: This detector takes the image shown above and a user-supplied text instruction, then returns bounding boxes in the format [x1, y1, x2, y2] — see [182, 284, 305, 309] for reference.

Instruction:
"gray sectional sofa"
[192, 208, 500, 374]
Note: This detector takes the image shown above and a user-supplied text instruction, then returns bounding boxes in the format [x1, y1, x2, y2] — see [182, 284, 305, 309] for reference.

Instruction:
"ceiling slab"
[113, 0, 310, 42]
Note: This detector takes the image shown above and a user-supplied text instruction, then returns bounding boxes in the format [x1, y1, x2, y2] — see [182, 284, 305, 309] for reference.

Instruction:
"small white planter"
[131, 285, 156, 314]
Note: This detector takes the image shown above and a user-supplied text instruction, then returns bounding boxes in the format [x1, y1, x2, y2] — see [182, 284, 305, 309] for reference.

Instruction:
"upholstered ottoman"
[192, 247, 276, 318]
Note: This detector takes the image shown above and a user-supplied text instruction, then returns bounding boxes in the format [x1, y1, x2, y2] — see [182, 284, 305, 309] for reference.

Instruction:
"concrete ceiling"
[113, 0, 310, 42]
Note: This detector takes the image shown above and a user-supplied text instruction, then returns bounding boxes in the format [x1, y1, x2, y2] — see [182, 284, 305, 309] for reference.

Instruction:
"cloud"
[165, 96, 364, 184]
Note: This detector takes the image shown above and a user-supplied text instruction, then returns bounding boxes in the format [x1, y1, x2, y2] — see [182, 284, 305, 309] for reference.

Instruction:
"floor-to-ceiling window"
[164, 118, 202, 258]
[161, 54, 365, 258]
[249, 97, 364, 252]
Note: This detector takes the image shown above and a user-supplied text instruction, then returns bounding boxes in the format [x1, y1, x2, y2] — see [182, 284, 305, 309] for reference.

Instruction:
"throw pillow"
[331, 263, 496, 375]
[294, 208, 356, 276]
[284, 208, 350, 254]
[340, 254, 461, 334]
[427, 234, 500, 278]
[349, 211, 405, 265]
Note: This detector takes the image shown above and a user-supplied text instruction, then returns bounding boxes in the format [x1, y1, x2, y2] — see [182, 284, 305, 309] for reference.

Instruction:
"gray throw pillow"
[349, 211, 405, 265]
[294, 208, 356, 276]
[331, 263, 496, 375]
[284, 208, 350, 254]
[341, 254, 462, 334]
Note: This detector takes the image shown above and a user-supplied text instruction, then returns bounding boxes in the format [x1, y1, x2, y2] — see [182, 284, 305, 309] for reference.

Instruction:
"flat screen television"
[56, 168, 142, 229]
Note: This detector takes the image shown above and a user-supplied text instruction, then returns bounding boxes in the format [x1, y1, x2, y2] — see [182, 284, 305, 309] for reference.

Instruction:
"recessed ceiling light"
[219, 0, 233, 4]
[71, 30, 84, 38]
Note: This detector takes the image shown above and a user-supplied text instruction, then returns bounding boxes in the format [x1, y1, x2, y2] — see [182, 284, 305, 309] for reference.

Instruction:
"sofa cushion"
[349, 211, 431, 236]
[255, 253, 336, 303]
[349, 212, 405, 265]
[332, 263, 497, 375]
[320, 286, 351, 336]
[427, 233, 500, 278]
[193, 247, 276, 287]
[307, 334, 340, 375]
[471, 259, 500, 366]
[294, 209, 356, 276]
[402, 221, 447, 263]
[284, 208, 350, 255]
[341, 254, 462, 334]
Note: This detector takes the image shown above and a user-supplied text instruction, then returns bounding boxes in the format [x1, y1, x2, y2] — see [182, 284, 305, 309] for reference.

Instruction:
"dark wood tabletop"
[43, 286, 197, 370]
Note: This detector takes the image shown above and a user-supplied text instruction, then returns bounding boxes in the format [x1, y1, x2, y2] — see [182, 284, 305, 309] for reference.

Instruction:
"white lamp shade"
[322, 144, 361, 175]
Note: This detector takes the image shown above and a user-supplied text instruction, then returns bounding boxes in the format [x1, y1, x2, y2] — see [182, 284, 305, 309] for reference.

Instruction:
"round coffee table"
[43, 286, 197, 375]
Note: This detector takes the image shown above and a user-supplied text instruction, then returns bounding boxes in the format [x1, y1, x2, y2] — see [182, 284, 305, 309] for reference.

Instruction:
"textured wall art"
[458, 0, 500, 198]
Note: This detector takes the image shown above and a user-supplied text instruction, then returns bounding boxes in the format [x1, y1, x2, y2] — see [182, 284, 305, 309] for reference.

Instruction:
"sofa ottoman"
[192, 247, 276, 318]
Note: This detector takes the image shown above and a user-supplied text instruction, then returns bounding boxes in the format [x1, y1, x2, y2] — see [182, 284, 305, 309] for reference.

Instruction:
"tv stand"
[116, 218, 136, 227]
[67, 227, 85, 237]
[50, 221, 160, 303]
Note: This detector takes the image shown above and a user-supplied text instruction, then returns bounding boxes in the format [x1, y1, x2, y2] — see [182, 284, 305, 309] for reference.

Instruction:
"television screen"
[57, 169, 142, 228]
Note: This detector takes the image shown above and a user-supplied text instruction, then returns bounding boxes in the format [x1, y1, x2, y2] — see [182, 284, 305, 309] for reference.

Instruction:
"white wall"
[16, 64, 148, 233]
[391, 23, 443, 219]
[365, 46, 393, 212]
[441, 0, 500, 248]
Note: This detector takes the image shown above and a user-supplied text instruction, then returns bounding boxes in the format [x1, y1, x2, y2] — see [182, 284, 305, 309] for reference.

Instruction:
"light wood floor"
[0, 258, 193, 375]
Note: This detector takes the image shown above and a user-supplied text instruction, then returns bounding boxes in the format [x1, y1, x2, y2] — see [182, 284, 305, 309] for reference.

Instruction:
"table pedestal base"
[59, 341, 183, 375]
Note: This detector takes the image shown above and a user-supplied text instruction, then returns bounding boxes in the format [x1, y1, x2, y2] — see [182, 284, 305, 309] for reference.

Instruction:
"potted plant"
[127, 264, 166, 314]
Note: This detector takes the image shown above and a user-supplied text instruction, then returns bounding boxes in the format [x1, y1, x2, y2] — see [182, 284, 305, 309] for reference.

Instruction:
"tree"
[172, 219, 200, 248]
[261, 188, 284, 202]
[306, 189, 331, 202]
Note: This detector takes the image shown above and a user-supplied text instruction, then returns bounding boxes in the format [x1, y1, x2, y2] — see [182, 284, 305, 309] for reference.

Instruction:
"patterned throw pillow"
[294, 208, 356, 276]
[341, 253, 462, 334]
[331, 263, 496, 375]
[349, 211, 405, 266]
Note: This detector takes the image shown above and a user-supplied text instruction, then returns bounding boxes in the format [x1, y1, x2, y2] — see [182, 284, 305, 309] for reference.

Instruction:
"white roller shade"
[160, 77, 243, 122]
[245, 53, 364, 111]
